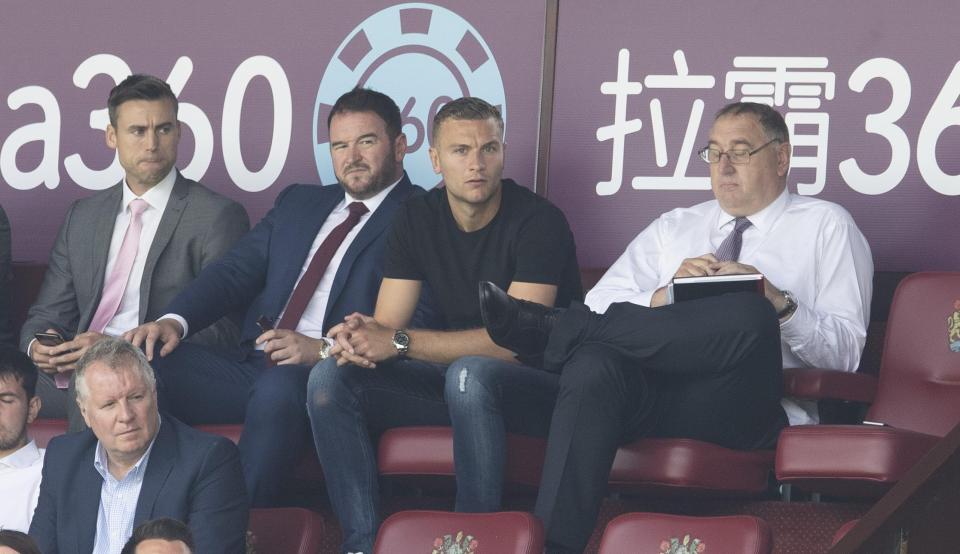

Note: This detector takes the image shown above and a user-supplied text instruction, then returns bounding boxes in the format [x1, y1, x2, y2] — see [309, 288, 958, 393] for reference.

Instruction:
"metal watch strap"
[318, 338, 332, 360]
[392, 329, 410, 356]
[777, 290, 798, 319]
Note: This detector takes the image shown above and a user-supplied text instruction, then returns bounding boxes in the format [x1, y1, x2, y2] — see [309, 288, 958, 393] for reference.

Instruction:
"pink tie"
[89, 198, 149, 333]
[56, 199, 148, 389]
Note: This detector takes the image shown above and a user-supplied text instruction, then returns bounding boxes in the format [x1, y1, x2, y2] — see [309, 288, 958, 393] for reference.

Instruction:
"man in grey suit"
[21, 74, 249, 426]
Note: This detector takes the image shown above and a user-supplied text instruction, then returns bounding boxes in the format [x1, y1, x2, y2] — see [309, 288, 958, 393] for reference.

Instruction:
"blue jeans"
[443, 356, 557, 512]
[307, 357, 450, 553]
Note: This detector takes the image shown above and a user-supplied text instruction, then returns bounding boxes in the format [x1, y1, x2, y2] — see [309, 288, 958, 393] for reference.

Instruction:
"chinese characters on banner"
[597, 49, 960, 198]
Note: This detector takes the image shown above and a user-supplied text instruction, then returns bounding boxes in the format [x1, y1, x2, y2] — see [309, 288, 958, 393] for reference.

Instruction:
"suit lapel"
[81, 185, 124, 327]
[134, 419, 176, 525]
[74, 437, 106, 554]
[323, 175, 413, 327]
[139, 174, 189, 321]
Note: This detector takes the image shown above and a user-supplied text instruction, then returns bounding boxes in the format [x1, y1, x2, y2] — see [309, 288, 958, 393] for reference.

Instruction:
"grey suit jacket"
[20, 173, 249, 354]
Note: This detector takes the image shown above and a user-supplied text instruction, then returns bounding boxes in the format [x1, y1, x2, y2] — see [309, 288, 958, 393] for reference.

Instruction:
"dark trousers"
[532, 292, 787, 553]
[150, 343, 313, 508]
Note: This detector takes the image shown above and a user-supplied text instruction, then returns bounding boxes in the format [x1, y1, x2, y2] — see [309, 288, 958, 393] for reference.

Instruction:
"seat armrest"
[783, 368, 878, 404]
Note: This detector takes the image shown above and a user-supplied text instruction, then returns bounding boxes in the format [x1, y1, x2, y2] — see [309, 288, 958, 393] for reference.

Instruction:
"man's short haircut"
[108, 74, 179, 128]
[75, 337, 156, 402]
[431, 97, 504, 145]
[0, 347, 39, 399]
[120, 518, 194, 554]
[326, 86, 402, 140]
[715, 101, 790, 144]
[0, 530, 42, 554]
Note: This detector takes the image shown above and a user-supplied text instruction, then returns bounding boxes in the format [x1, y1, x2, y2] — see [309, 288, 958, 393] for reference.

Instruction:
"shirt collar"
[121, 168, 177, 215]
[93, 416, 162, 481]
[0, 440, 41, 469]
[716, 188, 790, 235]
[339, 174, 402, 214]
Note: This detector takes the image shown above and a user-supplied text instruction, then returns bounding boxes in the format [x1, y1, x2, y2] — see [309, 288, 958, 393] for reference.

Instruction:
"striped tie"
[715, 217, 752, 262]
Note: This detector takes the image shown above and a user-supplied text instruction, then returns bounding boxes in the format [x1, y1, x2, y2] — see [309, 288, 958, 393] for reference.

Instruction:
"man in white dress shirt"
[20, 74, 249, 429]
[0, 348, 44, 532]
[474, 101, 873, 553]
[585, 101, 874, 425]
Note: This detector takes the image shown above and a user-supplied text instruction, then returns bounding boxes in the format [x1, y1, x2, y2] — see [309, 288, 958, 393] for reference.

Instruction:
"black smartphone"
[35, 332, 65, 347]
[256, 315, 275, 333]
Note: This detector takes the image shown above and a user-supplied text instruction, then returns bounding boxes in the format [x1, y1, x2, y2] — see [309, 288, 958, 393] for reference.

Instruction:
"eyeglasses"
[698, 139, 780, 165]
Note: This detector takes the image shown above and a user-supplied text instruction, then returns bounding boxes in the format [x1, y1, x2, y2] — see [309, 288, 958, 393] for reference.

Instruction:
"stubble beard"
[0, 424, 27, 452]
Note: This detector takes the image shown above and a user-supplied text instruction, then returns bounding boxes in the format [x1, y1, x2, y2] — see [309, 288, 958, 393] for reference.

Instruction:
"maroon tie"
[276, 201, 369, 332]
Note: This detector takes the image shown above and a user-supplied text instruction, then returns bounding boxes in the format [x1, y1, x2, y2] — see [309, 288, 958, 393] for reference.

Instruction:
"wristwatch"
[318, 338, 333, 361]
[392, 329, 411, 357]
[777, 290, 798, 319]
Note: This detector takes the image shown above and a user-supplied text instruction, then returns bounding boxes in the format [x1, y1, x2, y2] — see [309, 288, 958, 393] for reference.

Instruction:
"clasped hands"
[326, 313, 398, 368]
[674, 253, 758, 280]
[681, 253, 783, 300]
[652, 254, 782, 307]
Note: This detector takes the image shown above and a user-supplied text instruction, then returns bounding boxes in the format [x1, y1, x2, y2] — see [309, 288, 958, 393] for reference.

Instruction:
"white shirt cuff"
[159, 314, 189, 338]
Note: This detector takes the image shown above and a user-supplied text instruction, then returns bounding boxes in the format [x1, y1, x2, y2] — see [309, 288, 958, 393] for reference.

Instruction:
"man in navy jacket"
[125, 87, 430, 506]
[29, 338, 247, 553]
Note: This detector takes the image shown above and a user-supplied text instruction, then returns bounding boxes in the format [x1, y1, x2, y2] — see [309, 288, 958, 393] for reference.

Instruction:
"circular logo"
[313, 2, 506, 189]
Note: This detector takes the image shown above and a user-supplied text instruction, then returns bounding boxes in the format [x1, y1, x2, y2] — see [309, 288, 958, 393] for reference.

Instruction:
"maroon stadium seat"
[29, 418, 67, 448]
[247, 507, 325, 554]
[776, 272, 960, 498]
[373, 510, 543, 554]
[598, 512, 772, 554]
[378, 426, 775, 496]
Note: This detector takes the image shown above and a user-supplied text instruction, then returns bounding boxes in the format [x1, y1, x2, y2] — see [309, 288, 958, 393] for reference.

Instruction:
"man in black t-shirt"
[306, 97, 581, 553]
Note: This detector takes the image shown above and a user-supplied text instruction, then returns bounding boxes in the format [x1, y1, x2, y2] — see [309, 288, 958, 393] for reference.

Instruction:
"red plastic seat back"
[599, 512, 772, 554]
[29, 418, 67, 448]
[869, 272, 960, 436]
[195, 424, 243, 444]
[374, 511, 544, 554]
[247, 507, 325, 554]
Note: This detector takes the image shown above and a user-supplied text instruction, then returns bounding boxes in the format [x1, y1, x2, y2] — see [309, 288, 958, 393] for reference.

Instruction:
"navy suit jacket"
[165, 173, 431, 354]
[29, 416, 248, 554]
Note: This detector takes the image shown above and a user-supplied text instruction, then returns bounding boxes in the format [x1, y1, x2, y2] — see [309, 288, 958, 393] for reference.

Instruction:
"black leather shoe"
[479, 281, 562, 360]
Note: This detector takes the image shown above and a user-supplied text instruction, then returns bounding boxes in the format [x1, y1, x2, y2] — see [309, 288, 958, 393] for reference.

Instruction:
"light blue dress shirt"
[91, 418, 160, 554]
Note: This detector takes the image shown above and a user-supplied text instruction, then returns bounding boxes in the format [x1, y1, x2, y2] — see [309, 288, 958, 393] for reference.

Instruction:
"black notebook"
[669, 273, 765, 303]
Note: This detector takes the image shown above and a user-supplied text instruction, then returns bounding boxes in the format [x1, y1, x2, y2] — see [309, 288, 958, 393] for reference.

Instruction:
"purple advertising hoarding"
[547, 1, 960, 271]
[0, 1, 546, 261]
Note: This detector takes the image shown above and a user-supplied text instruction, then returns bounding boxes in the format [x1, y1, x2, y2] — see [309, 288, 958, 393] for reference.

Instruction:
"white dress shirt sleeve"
[585, 217, 668, 313]
[779, 214, 873, 372]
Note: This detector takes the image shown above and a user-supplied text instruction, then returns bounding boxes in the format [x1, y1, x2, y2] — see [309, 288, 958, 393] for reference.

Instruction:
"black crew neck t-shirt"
[384, 179, 582, 330]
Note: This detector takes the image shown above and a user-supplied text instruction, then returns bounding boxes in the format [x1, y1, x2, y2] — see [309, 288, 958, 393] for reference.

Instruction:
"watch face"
[393, 330, 410, 351]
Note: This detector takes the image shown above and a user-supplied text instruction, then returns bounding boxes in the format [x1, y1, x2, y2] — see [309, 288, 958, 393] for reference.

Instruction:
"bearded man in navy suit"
[125, 87, 430, 506]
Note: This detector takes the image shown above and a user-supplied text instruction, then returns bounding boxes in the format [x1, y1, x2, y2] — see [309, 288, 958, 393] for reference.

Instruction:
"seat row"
[234, 508, 777, 554]
[30, 272, 960, 512]
[213, 506, 867, 553]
